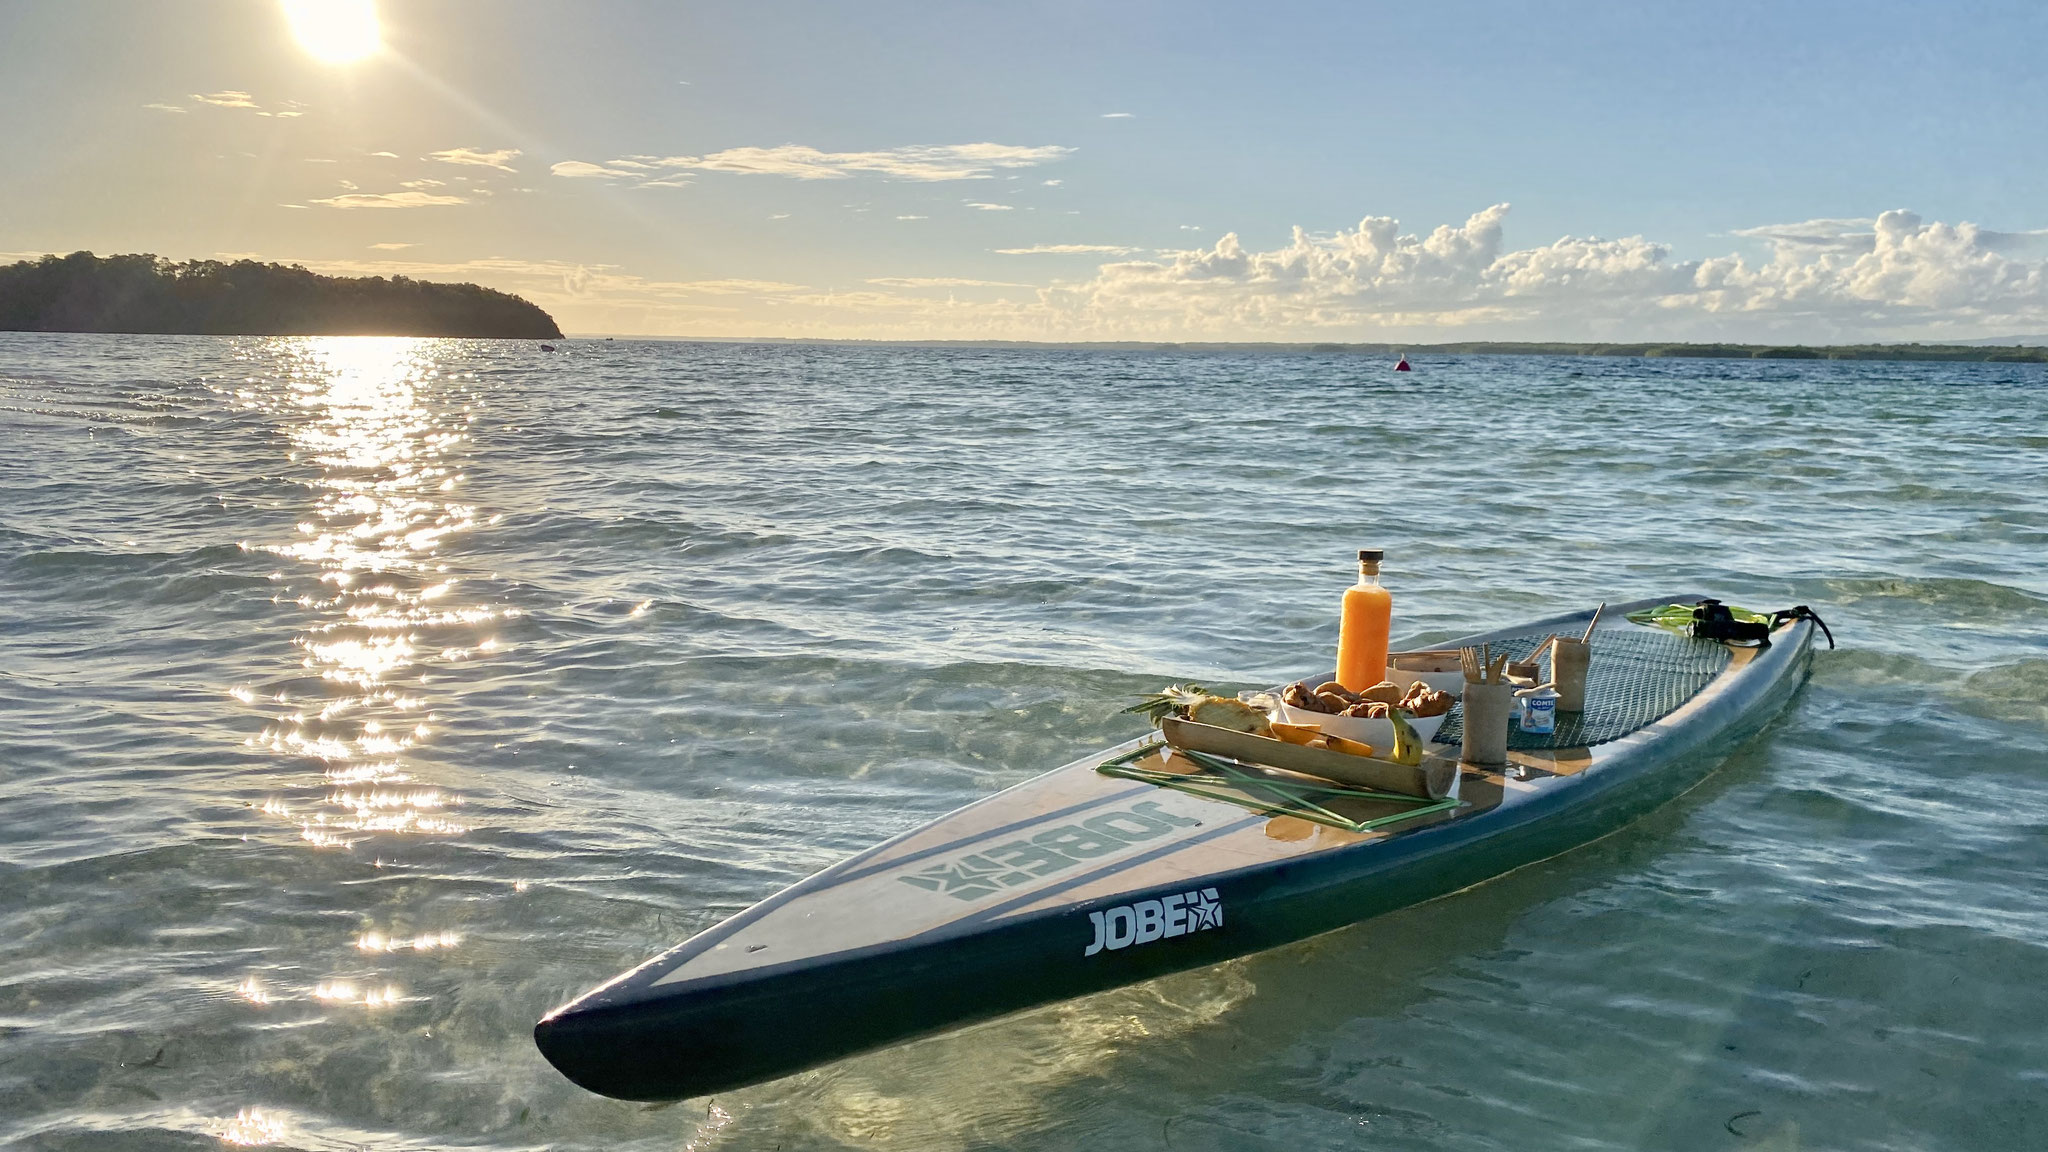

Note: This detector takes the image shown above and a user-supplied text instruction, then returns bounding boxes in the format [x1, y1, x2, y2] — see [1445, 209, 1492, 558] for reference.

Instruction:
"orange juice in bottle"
[1335, 549, 1392, 692]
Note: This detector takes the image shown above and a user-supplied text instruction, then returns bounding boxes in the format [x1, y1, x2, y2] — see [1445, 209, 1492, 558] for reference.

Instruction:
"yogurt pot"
[1516, 685, 1559, 735]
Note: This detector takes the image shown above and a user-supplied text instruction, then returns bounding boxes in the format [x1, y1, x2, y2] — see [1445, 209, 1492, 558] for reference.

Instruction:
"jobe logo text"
[1085, 888, 1222, 956]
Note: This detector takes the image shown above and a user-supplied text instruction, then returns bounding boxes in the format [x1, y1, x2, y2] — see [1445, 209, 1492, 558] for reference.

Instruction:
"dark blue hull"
[537, 601, 1814, 1100]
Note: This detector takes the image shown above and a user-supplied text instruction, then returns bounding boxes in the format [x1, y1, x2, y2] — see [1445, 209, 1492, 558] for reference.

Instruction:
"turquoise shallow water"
[2, 333, 2045, 1150]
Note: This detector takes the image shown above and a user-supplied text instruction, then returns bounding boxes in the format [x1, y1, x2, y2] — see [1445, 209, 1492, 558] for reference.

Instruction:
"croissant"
[1359, 681, 1403, 706]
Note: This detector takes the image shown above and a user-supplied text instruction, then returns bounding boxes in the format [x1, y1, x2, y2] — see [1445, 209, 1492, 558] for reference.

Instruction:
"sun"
[282, 0, 381, 64]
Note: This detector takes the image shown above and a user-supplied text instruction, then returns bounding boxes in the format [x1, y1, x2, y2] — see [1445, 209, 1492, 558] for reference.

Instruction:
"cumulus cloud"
[309, 190, 470, 209]
[995, 243, 1140, 255]
[427, 147, 520, 172]
[549, 142, 1071, 187]
[1028, 205, 2048, 341]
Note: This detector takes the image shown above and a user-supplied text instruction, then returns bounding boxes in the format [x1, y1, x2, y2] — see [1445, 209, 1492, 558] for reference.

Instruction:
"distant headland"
[0, 252, 562, 339]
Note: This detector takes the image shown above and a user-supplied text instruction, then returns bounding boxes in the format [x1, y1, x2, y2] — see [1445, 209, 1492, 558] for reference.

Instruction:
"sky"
[2, 0, 2045, 341]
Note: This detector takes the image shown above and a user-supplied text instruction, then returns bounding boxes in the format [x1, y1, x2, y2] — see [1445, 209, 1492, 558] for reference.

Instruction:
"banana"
[1387, 707, 1425, 766]
[1321, 734, 1378, 758]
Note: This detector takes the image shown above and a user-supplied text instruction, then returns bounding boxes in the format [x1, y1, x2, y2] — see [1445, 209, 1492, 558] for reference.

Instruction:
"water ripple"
[1, 333, 2045, 1149]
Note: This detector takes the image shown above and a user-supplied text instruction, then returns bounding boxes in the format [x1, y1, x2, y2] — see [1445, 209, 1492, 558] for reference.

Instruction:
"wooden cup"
[1550, 637, 1590, 712]
[1460, 680, 1515, 767]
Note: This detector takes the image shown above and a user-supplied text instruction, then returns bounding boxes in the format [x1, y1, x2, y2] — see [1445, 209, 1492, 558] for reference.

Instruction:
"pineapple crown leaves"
[1121, 683, 1212, 726]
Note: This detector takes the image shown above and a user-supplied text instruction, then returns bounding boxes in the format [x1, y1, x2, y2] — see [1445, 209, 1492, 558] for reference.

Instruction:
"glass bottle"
[1335, 549, 1393, 692]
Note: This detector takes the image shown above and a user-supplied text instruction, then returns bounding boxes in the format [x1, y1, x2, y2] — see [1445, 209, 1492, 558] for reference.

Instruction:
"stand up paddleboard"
[536, 595, 1816, 1100]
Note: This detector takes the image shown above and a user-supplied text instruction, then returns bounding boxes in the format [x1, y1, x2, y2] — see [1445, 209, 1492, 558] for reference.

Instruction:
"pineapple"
[1123, 684, 1271, 735]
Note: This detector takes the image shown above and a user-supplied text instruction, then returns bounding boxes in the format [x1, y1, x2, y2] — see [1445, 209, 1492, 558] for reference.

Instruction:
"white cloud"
[1731, 217, 1878, 252]
[427, 147, 520, 172]
[1736, 215, 2048, 258]
[550, 160, 622, 179]
[549, 142, 1072, 186]
[1101, 112, 1135, 119]
[173, 91, 304, 117]
[995, 243, 1140, 255]
[965, 202, 1014, 211]
[368, 242, 416, 250]
[399, 178, 447, 190]
[309, 191, 470, 209]
[896, 214, 927, 221]
[1027, 205, 2048, 341]
[1043, 179, 1063, 186]
[867, 277, 1029, 288]
[369, 151, 398, 158]
[688, 142, 1068, 180]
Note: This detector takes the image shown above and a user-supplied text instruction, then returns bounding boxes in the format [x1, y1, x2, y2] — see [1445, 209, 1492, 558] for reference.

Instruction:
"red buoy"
[1394, 356, 1411, 372]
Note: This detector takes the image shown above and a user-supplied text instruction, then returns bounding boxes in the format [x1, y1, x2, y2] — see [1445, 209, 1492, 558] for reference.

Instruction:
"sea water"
[2, 333, 2045, 1151]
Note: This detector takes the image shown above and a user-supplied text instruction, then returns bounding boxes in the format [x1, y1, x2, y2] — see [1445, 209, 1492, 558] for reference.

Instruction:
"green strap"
[1097, 742, 1460, 833]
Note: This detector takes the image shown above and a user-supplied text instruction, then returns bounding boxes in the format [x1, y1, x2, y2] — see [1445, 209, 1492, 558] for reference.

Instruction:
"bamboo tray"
[1160, 717, 1458, 800]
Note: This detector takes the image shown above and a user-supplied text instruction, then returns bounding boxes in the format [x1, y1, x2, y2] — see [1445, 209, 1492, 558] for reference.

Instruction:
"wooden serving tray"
[1160, 717, 1458, 800]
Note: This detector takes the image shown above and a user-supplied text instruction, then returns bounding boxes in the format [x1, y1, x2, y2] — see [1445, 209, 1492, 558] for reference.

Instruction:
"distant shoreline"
[564, 336, 2048, 364]
[0, 252, 562, 340]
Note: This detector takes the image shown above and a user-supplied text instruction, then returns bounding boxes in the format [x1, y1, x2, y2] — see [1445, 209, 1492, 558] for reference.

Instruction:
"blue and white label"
[1084, 888, 1222, 956]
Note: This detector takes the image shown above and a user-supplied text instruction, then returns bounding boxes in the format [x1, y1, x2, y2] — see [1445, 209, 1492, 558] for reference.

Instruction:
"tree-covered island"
[0, 252, 562, 339]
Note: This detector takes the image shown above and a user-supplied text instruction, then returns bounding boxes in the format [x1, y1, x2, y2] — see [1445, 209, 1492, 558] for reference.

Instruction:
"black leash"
[1771, 604, 1835, 649]
[1689, 599, 1835, 649]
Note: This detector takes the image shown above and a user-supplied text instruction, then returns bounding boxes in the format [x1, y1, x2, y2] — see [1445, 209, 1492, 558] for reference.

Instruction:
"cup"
[1460, 680, 1515, 767]
[1550, 637, 1590, 712]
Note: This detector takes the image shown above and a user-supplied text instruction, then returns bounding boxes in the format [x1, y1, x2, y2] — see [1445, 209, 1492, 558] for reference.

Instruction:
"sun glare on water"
[282, 0, 381, 64]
